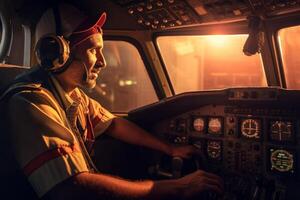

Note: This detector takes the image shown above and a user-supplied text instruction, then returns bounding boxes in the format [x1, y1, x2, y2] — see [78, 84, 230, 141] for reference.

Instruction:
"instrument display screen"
[270, 120, 294, 142]
[240, 118, 261, 139]
[192, 117, 205, 133]
[207, 140, 222, 161]
[269, 148, 295, 175]
[208, 117, 223, 135]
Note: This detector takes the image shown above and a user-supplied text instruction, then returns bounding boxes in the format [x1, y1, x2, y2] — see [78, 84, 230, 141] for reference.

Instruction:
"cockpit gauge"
[193, 117, 205, 132]
[270, 149, 295, 174]
[240, 119, 261, 139]
[207, 140, 222, 160]
[270, 121, 293, 142]
[208, 117, 222, 135]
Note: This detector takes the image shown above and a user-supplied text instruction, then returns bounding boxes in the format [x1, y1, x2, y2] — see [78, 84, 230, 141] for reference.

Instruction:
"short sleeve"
[80, 93, 116, 138]
[6, 89, 89, 197]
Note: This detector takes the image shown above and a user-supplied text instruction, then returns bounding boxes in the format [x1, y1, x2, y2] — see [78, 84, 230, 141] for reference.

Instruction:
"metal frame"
[0, 0, 12, 62]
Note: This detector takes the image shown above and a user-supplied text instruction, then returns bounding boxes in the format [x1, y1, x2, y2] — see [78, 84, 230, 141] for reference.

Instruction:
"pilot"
[0, 3, 223, 199]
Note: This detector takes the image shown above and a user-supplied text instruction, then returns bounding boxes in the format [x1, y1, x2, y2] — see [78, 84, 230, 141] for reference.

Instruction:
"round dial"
[208, 118, 222, 134]
[207, 141, 222, 160]
[270, 149, 294, 173]
[270, 121, 292, 142]
[193, 118, 205, 132]
[241, 119, 260, 139]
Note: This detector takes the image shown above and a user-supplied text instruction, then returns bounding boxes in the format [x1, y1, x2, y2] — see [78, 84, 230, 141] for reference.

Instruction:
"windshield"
[157, 35, 267, 94]
[85, 40, 158, 112]
[278, 25, 300, 90]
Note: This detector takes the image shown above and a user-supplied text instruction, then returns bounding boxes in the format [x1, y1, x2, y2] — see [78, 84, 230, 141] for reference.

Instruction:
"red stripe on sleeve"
[91, 116, 101, 129]
[85, 115, 96, 152]
[23, 144, 81, 176]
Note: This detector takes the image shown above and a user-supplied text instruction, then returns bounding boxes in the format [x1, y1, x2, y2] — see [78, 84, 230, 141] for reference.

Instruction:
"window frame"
[275, 24, 300, 89]
[265, 13, 300, 89]
[0, 1, 12, 62]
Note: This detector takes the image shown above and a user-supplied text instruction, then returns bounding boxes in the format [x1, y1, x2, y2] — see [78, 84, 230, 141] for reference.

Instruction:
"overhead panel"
[113, 0, 300, 30]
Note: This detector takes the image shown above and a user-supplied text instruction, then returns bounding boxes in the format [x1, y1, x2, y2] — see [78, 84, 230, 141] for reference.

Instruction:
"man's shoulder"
[8, 82, 42, 91]
[1, 82, 43, 101]
[0, 68, 52, 101]
[1, 81, 58, 109]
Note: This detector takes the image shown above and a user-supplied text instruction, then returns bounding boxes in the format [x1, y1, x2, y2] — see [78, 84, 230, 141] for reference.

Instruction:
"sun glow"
[208, 35, 228, 47]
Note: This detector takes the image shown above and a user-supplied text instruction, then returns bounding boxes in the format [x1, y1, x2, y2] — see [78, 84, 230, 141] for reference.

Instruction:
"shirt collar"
[50, 75, 81, 110]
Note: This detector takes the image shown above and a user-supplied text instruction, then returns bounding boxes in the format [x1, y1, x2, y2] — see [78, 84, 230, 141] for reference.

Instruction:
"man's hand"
[170, 145, 201, 159]
[177, 170, 224, 199]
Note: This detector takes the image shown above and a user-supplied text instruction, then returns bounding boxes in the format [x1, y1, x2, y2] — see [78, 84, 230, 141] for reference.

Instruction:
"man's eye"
[90, 49, 97, 54]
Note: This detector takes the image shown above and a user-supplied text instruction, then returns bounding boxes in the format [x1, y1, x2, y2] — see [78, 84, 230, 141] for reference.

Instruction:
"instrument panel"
[129, 88, 300, 199]
[153, 104, 299, 178]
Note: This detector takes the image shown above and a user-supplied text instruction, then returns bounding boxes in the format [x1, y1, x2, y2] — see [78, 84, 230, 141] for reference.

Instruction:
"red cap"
[36, 4, 107, 49]
[69, 12, 107, 48]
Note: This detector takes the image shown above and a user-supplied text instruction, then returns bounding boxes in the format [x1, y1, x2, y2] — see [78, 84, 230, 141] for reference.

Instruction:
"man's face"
[71, 33, 106, 89]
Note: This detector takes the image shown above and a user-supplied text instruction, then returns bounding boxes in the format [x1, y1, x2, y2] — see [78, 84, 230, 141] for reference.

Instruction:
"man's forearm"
[105, 117, 172, 155]
[44, 172, 181, 200]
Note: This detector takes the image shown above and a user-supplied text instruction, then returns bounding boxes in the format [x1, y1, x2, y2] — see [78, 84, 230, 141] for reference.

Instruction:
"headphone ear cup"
[35, 35, 70, 71]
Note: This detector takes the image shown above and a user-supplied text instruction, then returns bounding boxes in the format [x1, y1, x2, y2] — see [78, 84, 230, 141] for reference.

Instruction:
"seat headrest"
[0, 64, 29, 91]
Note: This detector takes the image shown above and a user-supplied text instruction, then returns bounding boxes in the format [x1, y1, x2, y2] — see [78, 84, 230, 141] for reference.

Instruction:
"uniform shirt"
[3, 73, 115, 197]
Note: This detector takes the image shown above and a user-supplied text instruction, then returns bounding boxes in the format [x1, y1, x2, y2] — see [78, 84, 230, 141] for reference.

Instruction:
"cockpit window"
[157, 35, 267, 94]
[85, 40, 158, 113]
[278, 25, 300, 90]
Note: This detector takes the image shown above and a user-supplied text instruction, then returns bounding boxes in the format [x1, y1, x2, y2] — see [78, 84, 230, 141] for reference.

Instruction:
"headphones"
[35, 34, 71, 72]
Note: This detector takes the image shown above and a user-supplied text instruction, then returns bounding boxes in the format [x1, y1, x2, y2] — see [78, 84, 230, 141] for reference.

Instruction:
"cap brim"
[73, 12, 106, 33]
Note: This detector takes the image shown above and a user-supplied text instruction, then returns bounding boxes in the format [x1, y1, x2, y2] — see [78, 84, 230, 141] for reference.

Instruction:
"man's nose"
[96, 52, 106, 68]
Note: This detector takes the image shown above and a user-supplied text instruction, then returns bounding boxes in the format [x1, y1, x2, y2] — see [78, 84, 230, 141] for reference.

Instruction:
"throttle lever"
[172, 156, 183, 178]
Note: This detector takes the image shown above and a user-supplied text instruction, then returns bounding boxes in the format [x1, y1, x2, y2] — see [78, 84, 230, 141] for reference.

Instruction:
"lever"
[148, 164, 173, 178]
[172, 156, 183, 179]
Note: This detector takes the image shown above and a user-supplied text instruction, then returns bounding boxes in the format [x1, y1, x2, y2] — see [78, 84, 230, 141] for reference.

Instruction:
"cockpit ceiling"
[112, 0, 300, 30]
[11, 0, 300, 31]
